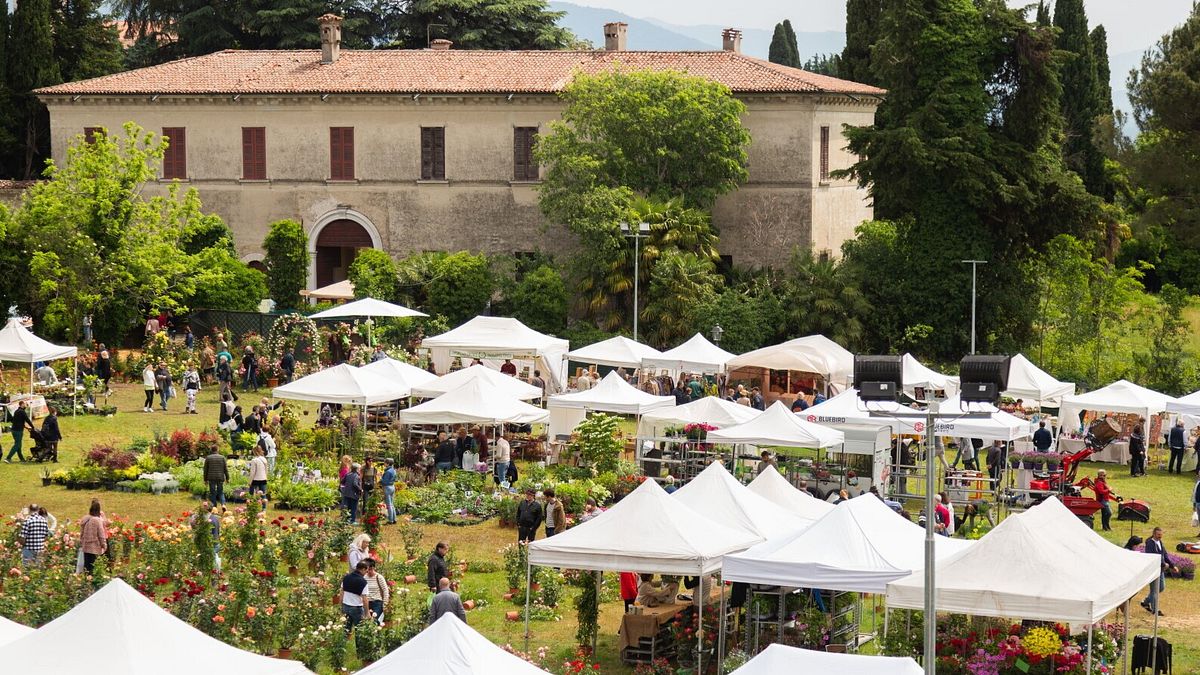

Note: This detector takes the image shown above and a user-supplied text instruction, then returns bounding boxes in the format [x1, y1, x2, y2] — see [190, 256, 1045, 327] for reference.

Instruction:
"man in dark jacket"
[39, 406, 61, 462]
[433, 431, 456, 472]
[340, 464, 363, 523]
[426, 541, 449, 591]
[516, 488, 543, 543]
[1032, 421, 1052, 452]
[203, 450, 228, 505]
[4, 400, 33, 463]
[279, 349, 295, 384]
[1168, 420, 1187, 474]
[1141, 527, 1175, 615]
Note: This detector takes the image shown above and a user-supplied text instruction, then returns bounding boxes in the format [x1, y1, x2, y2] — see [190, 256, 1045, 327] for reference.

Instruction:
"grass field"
[3, 381, 1198, 672]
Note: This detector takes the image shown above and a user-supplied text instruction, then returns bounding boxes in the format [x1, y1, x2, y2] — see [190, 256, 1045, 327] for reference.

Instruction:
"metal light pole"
[923, 400, 937, 675]
[621, 222, 651, 342]
[961, 260, 987, 354]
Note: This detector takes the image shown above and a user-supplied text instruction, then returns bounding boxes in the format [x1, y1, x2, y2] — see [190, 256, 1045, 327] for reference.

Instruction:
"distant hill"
[550, 1, 846, 61]
[1110, 49, 1142, 137]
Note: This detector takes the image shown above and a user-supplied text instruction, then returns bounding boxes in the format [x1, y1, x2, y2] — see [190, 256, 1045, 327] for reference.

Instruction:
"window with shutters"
[83, 127, 103, 143]
[420, 127, 445, 181]
[819, 125, 830, 182]
[513, 127, 539, 181]
[242, 127, 266, 180]
[162, 127, 187, 179]
[330, 127, 355, 181]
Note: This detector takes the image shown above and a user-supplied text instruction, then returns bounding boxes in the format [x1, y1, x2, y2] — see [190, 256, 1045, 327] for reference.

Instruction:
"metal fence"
[189, 309, 282, 340]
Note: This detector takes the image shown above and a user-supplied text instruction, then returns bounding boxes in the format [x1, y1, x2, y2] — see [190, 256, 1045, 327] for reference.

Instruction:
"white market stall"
[886, 497, 1162, 674]
[0, 317, 79, 409]
[900, 353, 959, 399]
[1002, 353, 1075, 407]
[410, 364, 543, 401]
[357, 613, 548, 675]
[724, 335, 855, 402]
[0, 578, 313, 675]
[633, 396, 763, 483]
[674, 461, 815, 538]
[564, 335, 663, 369]
[1059, 380, 1176, 433]
[272, 363, 408, 406]
[422, 316, 569, 393]
[931, 396, 1033, 442]
[1167, 388, 1200, 416]
[641, 333, 735, 375]
[397, 379, 549, 426]
[527, 479, 760, 672]
[310, 297, 427, 345]
[0, 616, 31, 648]
[747, 465, 835, 521]
[358, 357, 438, 394]
[546, 370, 675, 438]
[636, 396, 762, 438]
[707, 401, 845, 449]
[735, 644, 922, 675]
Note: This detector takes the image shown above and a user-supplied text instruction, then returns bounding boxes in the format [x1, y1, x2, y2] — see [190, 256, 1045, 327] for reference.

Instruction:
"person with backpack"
[340, 463, 363, 523]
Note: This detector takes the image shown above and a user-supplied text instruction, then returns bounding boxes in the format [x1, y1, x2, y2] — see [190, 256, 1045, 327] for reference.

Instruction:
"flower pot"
[41, 478, 51, 487]
[267, 377, 279, 388]
[463, 600, 475, 610]
[506, 610, 520, 621]
[530, 583, 541, 592]
[503, 592, 514, 601]
[276, 647, 293, 660]
[404, 574, 417, 584]
[509, 587, 520, 595]
[288, 565, 299, 576]
[340, 554, 349, 562]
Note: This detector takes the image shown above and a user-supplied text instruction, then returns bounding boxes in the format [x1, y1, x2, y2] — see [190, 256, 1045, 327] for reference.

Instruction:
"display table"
[620, 601, 686, 652]
[1058, 438, 1130, 465]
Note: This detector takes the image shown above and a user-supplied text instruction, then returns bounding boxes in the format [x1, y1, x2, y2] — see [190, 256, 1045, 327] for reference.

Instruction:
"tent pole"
[523, 556, 532, 653]
[1086, 621, 1093, 674]
[72, 356, 77, 417]
[1122, 600, 1130, 675]
[696, 570, 704, 675]
[717, 576, 728, 670]
[883, 606, 890, 652]
[592, 571, 600, 655]
[1149, 588, 1160, 675]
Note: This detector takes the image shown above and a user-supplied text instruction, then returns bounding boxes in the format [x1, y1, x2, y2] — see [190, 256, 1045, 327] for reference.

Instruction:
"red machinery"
[1064, 476, 1119, 519]
[1029, 417, 1121, 493]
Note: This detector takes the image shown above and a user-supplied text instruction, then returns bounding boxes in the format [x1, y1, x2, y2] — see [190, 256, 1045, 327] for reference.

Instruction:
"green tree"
[1132, 284, 1199, 396]
[1053, 0, 1105, 196]
[691, 281, 785, 354]
[53, 0, 124, 82]
[426, 251, 492, 326]
[802, 54, 843, 76]
[7, 0, 61, 179]
[1091, 25, 1113, 117]
[190, 252, 270, 311]
[263, 219, 309, 311]
[395, 0, 575, 50]
[347, 249, 399, 302]
[784, 250, 872, 351]
[768, 23, 791, 66]
[782, 20, 801, 68]
[641, 250, 724, 348]
[841, 0, 882, 85]
[1035, 0, 1050, 26]
[507, 265, 568, 335]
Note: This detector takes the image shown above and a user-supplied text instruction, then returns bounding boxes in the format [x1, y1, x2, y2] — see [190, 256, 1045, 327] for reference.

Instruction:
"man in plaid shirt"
[19, 505, 50, 566]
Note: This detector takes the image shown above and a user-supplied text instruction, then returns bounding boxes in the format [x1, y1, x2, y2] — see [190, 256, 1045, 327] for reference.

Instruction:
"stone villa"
[35, 17, 882, 289]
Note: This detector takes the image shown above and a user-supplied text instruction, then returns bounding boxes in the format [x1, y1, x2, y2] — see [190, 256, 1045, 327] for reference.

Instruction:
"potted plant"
[40, 468, 52, 487]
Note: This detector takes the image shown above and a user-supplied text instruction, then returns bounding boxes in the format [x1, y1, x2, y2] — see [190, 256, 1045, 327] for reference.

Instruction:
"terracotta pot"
[502, 593, 514, 601]
[405, 574, 417, 584]
[506, 610, 520, 621]
[463, 600, 475, 610]
[267, 377, 279, 388]
[509, 587, 520, 595]
[288, 565, 298, 576]
[340, 554, 349, 562]
[276, 647, 293, 660]
[530, 583, 541, 592]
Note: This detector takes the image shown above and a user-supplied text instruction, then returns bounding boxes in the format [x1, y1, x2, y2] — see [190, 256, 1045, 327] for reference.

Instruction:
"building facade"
[37, 18, 882, 289]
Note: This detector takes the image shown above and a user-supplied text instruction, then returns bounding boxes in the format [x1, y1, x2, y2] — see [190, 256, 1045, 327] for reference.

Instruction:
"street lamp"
[961, 260, 987, 355]
[710, 324, 724, 346]
[621, 222, 651, 341]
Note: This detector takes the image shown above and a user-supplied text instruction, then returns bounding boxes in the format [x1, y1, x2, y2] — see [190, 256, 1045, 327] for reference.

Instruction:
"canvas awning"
[422, 316, 569, 392]
[548, 371, 675, 415]
[724, 335, 854, 388]
[641, 333, 735, 374]
[707, 401, 845, 449]
[734, 644, 922, 675]
[564, 336, 663, 369]
[0, 616, 32, 648]
[1169, 389, 1200, 416]
[357, 614, 549, 675]
[1002, 354, 1075, 407]
[0, 579, 312, 675]
[929, 396, 1033, 442]
[398, 378, 549, 426]
[1059, 380, 1176, 431]
[310, 297, 427, 319]
[636, 396, 762, 438]
[357, 357, 438, 395]
[410, 364, 543, 400]
[673, 462, 815, 538]
[747, 465, 835, 521]
[886, 497, 1161, 622]
[272, 363, 409, 406]
[901, 353, 958, 398]
[301, 278, 355, 300]
[0, 318, 77, 362]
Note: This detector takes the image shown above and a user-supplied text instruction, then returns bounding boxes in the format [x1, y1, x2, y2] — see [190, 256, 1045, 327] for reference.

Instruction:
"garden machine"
[1029, 417, 1121, 494]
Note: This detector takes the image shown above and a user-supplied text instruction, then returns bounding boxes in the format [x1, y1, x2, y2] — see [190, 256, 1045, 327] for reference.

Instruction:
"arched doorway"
[313, 219, 374, 288]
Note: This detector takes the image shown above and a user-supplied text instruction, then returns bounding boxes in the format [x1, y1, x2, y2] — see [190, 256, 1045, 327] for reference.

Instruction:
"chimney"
[430, 39, 453, 51]
[318, 13, 343, 65]
[603, 22, 628, 51]
[721, 28, 742, 54]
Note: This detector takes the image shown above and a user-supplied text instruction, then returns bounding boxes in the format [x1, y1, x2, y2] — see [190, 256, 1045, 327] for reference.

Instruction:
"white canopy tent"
[735, 644, 922, 675]
[0, 317, 79, 399]
[636, 396, 762, 438]
[422, 316, 569, 393]
[707, 401, 845, 449]
[641, 333, 735, 374]
[724, 335, 855, 389]
[674, 461, 816, 538]
[358, 357, 438, 395]
[272, 363, 409, 406]
[398, 378, 549, 426]
[1169, 389, 1200, 416]
[930, 396, 1033, 442]
[0, 578, 312, 675]
[546, 371, 675, 437]
[410, 364, 543, 401]
[564, 336, 663, 369]
[357, 613, 547, 675]
[886, 497, 1161, 622]
[747, 465, 835, 521]
[722, 494, 973, 593]
[1059, 380, 1176, 432]
[1002, 354, 1075, 407]
[800, 388, 1032, 443]
[901, 353, 959, 398]
[0, 616, 31, 648]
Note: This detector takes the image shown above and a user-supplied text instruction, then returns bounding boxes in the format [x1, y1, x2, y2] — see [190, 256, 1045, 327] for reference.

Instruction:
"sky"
[568, 0, 1195, 55]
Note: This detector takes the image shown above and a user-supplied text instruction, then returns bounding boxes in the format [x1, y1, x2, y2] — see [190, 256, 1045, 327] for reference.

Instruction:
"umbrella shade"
[301, 279, 355, 300]
[310, 297, 427, 319]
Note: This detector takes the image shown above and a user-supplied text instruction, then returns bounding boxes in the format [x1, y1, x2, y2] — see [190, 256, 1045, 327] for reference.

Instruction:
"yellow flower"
[1021, 627, 1063, 658]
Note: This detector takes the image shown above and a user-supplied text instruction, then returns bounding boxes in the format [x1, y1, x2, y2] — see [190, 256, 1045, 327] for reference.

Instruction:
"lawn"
[2, 381, 1198, 672]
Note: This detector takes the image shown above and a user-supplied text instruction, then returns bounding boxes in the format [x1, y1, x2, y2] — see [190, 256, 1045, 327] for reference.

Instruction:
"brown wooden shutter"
[330, 127, 354, 180]
[162, 127, 187, 179]
[514, 127, 538, 181]
[242, 127, 266, 180]
[421, 127, 445, 180]
[83, 127, 103, 144]
[819, 125, 830, 181]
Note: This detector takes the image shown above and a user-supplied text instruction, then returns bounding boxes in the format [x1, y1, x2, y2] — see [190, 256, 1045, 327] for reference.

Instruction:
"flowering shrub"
[265, 313, 324, 377]
[926, 617, 1122, 675]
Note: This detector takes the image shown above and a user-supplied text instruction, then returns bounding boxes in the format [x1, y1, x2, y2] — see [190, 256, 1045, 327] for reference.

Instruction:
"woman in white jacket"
[142, 364, 157, 412]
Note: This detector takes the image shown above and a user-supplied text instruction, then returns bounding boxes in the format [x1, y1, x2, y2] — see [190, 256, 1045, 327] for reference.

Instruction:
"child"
[183, 363, 201, 414]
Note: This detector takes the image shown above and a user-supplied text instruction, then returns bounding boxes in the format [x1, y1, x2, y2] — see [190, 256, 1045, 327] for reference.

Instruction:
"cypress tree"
[782, 19, 801, 67]
[1035, 1, 1050, 26]
[1053, 0, 1105, 195]
[1091, 25, 1113, 116]
[842, 0, 882, 85]
[768, 23, 791, 66]
[7, 0, 61, 178]
[0, 0, 8, 85]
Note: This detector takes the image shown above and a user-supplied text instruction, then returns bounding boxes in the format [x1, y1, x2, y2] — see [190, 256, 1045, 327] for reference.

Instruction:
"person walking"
[426, 542, 449, 592]
[361, 456, 377, 506]
[494, 430, 511, 486]
[241, 347, 258, 392]
[1093, 469, 1117, 531]
[543, 488, 566, 537]
[1032, 421, 1053, 452]
[516, 488, 543, 543]
[380, 458, 398, 524]
[40, 406, 61, 463]
[155, 362, 172, 412]
[184, 325, 194, 350]
[279, 348, 295, 384]
[1168, 420, 1187, 474]
[340, 463, 363, 523]
[182, 363, 201, 414]
[340, 560, 369, 635]
[1141, 527, 1175, 616]
[203, 448, 228, 505]
[82, 314, 93, 345]
[1193, 477, 1200, 538]
[18, 505, 51, 566]
[96, 347, 112, 395]
[216, 355, 235, 402]
[248, 447, 269, 497]
[363, 558, 389, 625]
[142, 363, 157, 412]
[1130, 421, 1147, 477]
[78, 499, 108, 573]
[428, 577, 467, 624]
[4, 400, 34, 463]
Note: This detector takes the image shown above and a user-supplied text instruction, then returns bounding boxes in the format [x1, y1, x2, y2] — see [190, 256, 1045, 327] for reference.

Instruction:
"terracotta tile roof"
[35, 49, 885, 97]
